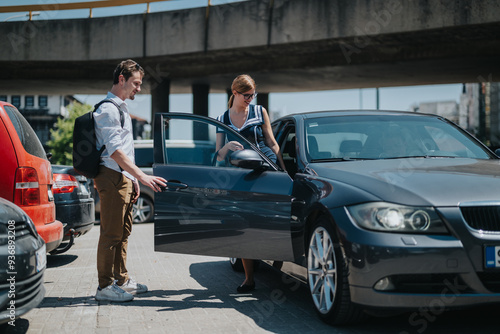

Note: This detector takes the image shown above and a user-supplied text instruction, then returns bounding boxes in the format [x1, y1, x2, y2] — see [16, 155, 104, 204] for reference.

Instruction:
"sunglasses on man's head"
[120, 63, 142, 76]
[237, 91, 258, 100]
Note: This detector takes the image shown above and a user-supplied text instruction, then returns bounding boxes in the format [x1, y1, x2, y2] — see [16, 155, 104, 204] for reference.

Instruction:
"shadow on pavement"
[151, 259, 332, 333]
[37, 296, 97, 308]
[1, 318, 30, 334]
[47, 254, 78, 268]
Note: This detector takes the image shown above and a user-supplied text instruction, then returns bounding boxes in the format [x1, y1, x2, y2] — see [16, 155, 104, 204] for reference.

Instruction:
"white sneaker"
[95, 283, 134, 302]
[118, 278, 148, 295]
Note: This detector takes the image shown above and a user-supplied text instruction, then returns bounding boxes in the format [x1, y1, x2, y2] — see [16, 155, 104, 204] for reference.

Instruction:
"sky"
[1, 0, 465, 122]
[74, 84, 464, 123]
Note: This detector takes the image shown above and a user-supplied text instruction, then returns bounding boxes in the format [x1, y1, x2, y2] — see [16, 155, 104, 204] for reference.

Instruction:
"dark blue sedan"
[152, 110, 500, 325]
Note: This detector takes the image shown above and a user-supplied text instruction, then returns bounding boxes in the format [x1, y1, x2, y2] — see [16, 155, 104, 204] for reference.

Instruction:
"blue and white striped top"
[216, 104, 276, 163]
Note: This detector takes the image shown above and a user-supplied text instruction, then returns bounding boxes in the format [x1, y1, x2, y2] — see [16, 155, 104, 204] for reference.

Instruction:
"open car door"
[153, 113, 294, 261]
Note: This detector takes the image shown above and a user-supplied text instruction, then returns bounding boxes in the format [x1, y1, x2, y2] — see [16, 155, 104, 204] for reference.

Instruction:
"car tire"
[229, 258, 260, 272]
[132, 195, 153, 223]
[307, 216, 366, 325]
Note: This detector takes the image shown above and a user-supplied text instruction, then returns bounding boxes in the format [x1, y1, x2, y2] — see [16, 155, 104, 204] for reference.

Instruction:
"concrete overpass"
[1, 0, 499, 114]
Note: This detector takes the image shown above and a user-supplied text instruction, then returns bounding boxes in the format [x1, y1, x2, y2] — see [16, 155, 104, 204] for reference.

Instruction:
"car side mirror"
[495, 148, 500, 158]
[229, 149, 264, 169]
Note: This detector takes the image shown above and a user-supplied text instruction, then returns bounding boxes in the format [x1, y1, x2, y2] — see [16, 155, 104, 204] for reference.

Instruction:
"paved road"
[3, 223, 498, 334]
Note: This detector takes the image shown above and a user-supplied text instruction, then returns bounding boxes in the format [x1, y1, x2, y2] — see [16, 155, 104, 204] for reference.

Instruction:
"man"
[93, 59, 166, 302]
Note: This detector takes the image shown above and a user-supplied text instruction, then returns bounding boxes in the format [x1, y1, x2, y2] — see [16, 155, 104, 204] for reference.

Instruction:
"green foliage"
[47, 102, 92, 165]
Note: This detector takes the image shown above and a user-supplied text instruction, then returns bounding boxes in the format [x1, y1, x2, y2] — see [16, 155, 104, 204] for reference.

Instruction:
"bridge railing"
[0, 0, 212, 20]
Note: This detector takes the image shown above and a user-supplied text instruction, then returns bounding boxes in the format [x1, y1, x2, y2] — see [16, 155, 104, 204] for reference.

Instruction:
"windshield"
[304, 115, 493, 162]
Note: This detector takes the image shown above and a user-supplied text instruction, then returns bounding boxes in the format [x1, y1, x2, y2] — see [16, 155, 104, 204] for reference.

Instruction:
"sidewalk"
[6, 223, 331, 334]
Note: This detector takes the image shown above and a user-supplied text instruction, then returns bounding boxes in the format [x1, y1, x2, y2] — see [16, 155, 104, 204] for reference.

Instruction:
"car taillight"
[14, 167, 40, 206]
[53, 174, 79, 193]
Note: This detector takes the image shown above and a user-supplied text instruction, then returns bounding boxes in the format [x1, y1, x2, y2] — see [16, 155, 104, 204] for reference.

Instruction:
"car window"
[162, 117, 252, 167]
[3, 105, 47, 159]
[305, 115, 492, 161]
[423, 125, 477, 156]
[280, 126, 297, 177]
[135, 147, 153, 167]
[272, 121, 282, 137]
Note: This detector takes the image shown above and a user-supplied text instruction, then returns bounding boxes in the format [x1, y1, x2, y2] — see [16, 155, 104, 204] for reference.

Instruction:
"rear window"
[4, 105, 47, 159]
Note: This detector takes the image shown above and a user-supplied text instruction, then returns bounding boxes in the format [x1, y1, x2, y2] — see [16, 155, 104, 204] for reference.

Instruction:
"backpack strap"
[93, 99, 125, 128]
[93, 99, 126, 172]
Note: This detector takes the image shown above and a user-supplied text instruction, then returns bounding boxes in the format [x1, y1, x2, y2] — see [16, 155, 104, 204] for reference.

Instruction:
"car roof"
[275, 109, 441, 122]
[0, 101, 13, 107]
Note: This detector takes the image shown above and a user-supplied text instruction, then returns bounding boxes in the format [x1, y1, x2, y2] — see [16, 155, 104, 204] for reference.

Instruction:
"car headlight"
[347, 202, 448, 234]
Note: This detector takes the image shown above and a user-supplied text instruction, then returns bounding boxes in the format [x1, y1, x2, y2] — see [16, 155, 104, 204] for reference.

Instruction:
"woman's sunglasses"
[237, 91, 258, 100]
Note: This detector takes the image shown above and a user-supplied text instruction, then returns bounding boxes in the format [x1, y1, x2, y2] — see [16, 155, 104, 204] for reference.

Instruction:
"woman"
[215, 74, 286, 292]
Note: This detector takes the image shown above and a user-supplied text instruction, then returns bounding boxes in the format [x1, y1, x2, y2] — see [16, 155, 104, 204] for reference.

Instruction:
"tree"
[47, 102, 92, 165]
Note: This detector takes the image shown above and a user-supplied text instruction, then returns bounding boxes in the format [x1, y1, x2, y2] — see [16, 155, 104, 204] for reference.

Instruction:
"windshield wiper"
[379, 155, 458, 160]
[311, 157, 375, 162]
[424, 155, 457, 158]
[406, 155, 457, 159]
[312, 155, 459, 162]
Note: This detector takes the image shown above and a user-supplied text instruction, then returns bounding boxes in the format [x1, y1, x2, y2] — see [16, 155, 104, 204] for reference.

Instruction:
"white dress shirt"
[94, 92, 135, 181]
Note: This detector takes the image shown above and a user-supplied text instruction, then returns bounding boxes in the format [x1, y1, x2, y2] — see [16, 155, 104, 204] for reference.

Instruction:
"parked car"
[51, 165, 95, 254]
[152, 111, 500, 325]
[0, 197, 46, 325]
[0, 101, 63, 253]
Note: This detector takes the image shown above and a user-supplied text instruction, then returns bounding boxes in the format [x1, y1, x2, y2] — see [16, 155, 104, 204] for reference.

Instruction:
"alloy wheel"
[132, 195, 153, 223]
[308, 226, 337, 314]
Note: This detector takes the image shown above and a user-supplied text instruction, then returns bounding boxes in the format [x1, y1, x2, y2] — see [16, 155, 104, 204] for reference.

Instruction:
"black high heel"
[237, 283, 255, 293]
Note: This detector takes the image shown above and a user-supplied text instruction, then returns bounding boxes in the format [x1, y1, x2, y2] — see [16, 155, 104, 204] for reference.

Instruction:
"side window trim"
[277, 122, 297, 178]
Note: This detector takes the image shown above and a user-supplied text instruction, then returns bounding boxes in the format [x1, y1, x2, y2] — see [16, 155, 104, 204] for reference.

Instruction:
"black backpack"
[72, 99, 124, 178]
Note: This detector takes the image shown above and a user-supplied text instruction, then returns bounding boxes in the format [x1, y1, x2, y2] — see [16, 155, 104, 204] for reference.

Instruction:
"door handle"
[291, 197, 306, 205]
[163, 181, 188, 191]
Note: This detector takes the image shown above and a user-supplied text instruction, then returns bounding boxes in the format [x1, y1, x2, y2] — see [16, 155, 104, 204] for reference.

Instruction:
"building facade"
[0, 94, 69, 151]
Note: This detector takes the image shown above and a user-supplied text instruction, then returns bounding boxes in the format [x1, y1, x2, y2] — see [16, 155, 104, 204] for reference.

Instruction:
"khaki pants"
[94, 166, 135, 288]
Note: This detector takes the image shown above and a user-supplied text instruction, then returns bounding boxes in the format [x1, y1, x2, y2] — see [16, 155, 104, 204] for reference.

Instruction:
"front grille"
[0, 270, 44, 310]
[13, 220, 36, 238]
[460, 206, 500, 232]
[0, 220, 36, 238]
[390, 274, 472, 294]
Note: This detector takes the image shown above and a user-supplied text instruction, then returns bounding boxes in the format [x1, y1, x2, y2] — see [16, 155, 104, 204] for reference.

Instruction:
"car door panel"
[153, 113, 294, 261]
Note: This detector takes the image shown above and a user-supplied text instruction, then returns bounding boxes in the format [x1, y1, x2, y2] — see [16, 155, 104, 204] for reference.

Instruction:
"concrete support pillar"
[257, 93, 269, 112]
[490, 83, 500, 148]
[193, 83, 209, 140]
[151, 78, 170, 137]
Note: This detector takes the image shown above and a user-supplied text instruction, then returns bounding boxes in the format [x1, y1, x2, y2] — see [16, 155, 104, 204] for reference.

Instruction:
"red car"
[0, 101, 63, 253]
